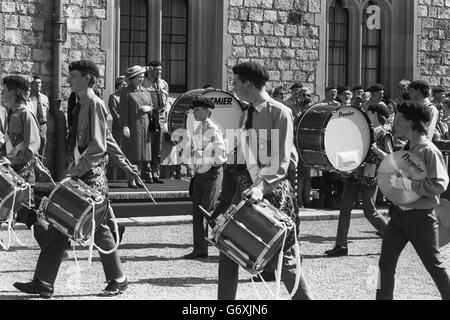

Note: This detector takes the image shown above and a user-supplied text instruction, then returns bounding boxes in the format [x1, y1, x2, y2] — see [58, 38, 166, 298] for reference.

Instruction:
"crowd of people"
[1, 58, 450, 300]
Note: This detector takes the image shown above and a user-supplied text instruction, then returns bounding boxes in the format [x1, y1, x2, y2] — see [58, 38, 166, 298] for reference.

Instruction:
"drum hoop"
[48, 177, 71, 200]
[254, 227, 287, 271]
[213, 200, 244, 238]
[296, 104, 375, 174]
[73, 202, 97, 242]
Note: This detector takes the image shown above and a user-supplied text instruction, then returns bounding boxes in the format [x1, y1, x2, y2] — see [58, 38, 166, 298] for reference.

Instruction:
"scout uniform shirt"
[401, 136, 449, 210]
[6, 104, 40, 166]
[69, 90, 108, 177]
[238, 92, 296, 195]
[190, 118, 227, 174]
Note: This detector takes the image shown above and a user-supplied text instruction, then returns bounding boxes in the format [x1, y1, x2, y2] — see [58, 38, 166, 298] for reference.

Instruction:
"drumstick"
[135, 176, 158, 205]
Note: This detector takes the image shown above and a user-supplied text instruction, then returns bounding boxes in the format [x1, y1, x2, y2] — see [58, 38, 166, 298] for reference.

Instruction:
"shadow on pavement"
[0, 270, 35, 274]
[300, 234, 381, 244]
[129, 277, 247, 287]
[302, 253, 380, 260]
[117, 243, 192, 250]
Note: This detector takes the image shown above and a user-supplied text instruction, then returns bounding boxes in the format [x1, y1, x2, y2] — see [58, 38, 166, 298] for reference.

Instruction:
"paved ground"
[1, 211, 450, 300]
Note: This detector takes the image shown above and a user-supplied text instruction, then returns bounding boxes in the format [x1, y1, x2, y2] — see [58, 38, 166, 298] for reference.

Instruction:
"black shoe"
[183, 252, 208, 260]
[152, 177, 164, 184]
[112, 225, 125, 244]
[324, 246, 348, 257]
[127, 181, 138, 189]
[98, 278, 128, 297]
[251, 271, 276, 282]
[13, 279, 54, 299]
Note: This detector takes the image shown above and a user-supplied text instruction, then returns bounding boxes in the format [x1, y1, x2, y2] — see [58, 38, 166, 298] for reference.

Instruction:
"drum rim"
[296, 104, 374, 174]
[167, 88, 244, 137]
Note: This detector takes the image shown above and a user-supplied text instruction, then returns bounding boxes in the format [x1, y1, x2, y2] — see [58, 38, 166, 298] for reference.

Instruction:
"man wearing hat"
[107, 76, 128, 180]
[183, 96, 226, 259]
[0, 75, 48, 249]
[361, 83, 385, 111]
[432, 86, 449, 141]
[142, 60, 168, 183]
[14, 60, 128, 298]
[351, 85, 365, 107]
[320, 86, 340, 106]
[120, 65, 154, 188]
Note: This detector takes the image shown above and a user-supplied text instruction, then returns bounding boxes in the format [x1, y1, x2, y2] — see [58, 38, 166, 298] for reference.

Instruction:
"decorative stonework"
[226, 0, 322, 92]
[0, 0, 108, 108]
[417, 0, 450, 86]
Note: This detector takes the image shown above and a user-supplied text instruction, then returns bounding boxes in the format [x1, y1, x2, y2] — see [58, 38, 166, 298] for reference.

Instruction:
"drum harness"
[0, 158, 31, 251]
[0, 182, 30, 251]
[249, 208, 302, 300]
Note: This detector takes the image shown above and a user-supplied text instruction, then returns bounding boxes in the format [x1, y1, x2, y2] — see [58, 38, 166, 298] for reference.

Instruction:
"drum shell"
[211, 200, 292, 274]
[0, 165, 30, 222]
[40, 178, 108, 243]
[296, 104, 373, 173]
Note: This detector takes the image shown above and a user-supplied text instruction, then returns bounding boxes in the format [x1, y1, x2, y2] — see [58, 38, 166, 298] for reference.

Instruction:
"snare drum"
[168, 89, 244, 154]
[208, 199, 294, 275]
[0, 158, 31, 223]
[296, 104, 373, 173]
[37, 177, 108, 244]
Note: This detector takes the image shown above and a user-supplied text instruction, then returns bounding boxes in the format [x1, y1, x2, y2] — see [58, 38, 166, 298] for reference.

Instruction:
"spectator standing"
[120, 66, 153, 188]
[142, 60, 168, 184]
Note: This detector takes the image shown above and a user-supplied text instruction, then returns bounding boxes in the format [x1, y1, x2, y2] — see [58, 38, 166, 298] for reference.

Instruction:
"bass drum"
[296, 104, 373, 173]
[168, 89, 244, 154]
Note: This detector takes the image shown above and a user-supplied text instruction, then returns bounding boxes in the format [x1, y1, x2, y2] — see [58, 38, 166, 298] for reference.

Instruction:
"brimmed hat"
[126, 66, 146, 79]
[2, 75, 29, 91]
[290, 82, 303, 90]
[69, 60, 100, 78]
[367, 83, 385, 93]
[190, 96, 215, 110]
[115, 76, 127, 88]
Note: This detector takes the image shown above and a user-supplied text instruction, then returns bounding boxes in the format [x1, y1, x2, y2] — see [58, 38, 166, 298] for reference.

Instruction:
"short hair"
[290, 82, 303, 90]
[432, 86, 446, 94]
[397, 101, 430, 134]
[368, 103, 389, 126]
[352, 85, 364, 91]
[232, 62, 270, 90]
[147, 60, 162, 68]
[409, 80, 431, 98]
[273, 86, 287, 97]
[325, 85, 337, 92]
[33, 75, 41, 81]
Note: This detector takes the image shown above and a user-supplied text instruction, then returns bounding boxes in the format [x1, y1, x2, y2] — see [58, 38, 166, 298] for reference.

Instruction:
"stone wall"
[417, 0, 450, 87]
[0, 0, 108, 173]
[0, 0, 108, 108]
[225, 0, 321, 93]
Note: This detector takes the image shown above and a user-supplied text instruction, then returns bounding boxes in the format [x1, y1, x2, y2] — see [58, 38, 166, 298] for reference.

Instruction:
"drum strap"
[0, 190, 25, 251]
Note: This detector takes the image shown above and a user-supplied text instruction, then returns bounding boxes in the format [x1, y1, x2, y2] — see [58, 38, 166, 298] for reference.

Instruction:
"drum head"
[377, 151, 428, 205]
[169, 89, 244, 154]
[325, 106, 372, 172]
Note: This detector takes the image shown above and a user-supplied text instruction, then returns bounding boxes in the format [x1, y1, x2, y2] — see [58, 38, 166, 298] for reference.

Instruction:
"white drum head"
[324, 106, 372, 172]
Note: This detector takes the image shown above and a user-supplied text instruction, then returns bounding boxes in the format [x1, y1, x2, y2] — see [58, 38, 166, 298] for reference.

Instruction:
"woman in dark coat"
[120, 66, 153, 188]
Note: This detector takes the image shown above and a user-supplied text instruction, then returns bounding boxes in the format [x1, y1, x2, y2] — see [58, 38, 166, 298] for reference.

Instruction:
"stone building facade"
[1, 0, 450, 174]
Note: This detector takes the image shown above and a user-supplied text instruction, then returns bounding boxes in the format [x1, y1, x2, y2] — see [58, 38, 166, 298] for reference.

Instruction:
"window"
[361, 2, 382, 88]
[120, 0, 148, 74]
[328, 0, 349, 86]
[162, 0, 188, 93]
